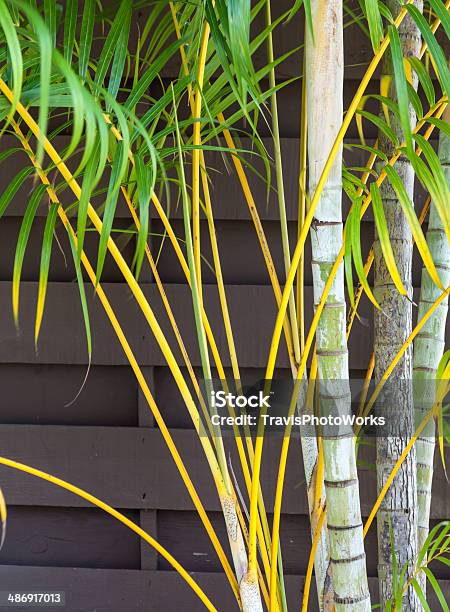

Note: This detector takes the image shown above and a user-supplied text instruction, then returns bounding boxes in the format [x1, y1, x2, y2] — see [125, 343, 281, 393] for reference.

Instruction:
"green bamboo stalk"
[414, 108, 450, 572]
[265, 0, 301, 366]
[306, 1, 370, 609]
[374, 1, 422, 608]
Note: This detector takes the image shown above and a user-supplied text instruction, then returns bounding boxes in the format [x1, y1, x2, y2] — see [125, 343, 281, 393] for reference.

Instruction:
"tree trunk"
[306, 1, 371, 609]
[374, 2, 422, 608]
[414, 110, 450, 573]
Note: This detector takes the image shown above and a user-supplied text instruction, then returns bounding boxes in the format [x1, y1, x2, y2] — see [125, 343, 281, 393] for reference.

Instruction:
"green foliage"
[387, 521, 450, 610]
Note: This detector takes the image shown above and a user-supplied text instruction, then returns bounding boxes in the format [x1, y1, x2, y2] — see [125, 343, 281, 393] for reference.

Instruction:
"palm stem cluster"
[0, 1, 449, 610]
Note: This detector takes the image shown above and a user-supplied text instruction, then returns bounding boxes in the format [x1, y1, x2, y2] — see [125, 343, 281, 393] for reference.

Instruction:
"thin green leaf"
[411, 578, 431, 612]
[96, 141, 126, 283]
[35, 201, 59, 345]
[44, 0, 56, 46]
[388, 25, 412, 151]
[79, 0, 95, 81]
[125, 37, 184, 110]
[133, 153, 151, 280]
[423, 567, 449, 611]
[0, 166, 33, 217]
[344, 205, 356, 309]
[351, 196, 380, 308]
[365, 0, 383, 52]
[371, 181, 407, 296]
[107, 2, 131, 103]
[12, 183, 48, 326]
[94, 0, 131, 95]
[408, 57, 435, 107]
[63, 0, 78, 64]
[0, 0, 23, 116]
[406, 5, 450, 99]
[384, 164, 443, 289]
[67, 230, 92, 360]
[357, 110, 399, 145]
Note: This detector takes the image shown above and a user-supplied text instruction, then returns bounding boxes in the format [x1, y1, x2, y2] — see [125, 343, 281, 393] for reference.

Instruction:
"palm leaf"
[12, 183, 48, 326]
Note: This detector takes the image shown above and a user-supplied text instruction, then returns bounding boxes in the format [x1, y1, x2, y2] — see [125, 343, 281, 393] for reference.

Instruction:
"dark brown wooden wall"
[0, 3, 449, 610]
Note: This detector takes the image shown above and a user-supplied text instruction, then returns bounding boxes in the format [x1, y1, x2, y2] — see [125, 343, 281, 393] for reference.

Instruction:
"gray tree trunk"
[374, 1, 422, 608]
[307, 1, 370, 609]
[414, 110, 450, 583]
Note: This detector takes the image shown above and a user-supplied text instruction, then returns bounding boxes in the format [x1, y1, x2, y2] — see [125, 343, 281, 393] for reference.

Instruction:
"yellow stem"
[266, 0, 301, 365]
[301, 505, 326, 612]
[0, 456, 217, 612]
[121, 184, 217, 440]
[217, 112, 297, 369]
[169, 2, 276, 585]
[297, 51, 308, 353]
[192, 22, 211, 300]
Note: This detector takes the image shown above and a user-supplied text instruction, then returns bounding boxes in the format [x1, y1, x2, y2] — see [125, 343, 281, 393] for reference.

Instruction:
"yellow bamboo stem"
[168, 3, 277, 588]
[192, 22, 211, 299]
[301, 505, 326, 612]
[297, 52, 308, 353]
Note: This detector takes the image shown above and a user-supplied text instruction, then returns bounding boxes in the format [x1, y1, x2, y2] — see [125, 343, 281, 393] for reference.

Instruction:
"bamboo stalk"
[192, 21, 211, 299]
[297, 52, 308, 353]
[306, 1, 370, 608]
[414, 108, 450, 558]
[374, 2, 423, 606]
[265, 0, 300, 365]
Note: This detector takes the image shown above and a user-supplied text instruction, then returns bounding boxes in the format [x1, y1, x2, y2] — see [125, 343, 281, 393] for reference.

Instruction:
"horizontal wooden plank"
[0, 426, 448, 519]
[0, 364, 137, 426]
[1, 136, 431, 221]
[1, 506, 446, 579]
[151, 218, 428, 287]
[0, 506, 140, 570]
[0, 282, 439, 369]
[0, 213, 431, 286]
[0, 567, 449, 611]
[0, 211, 431, 287]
